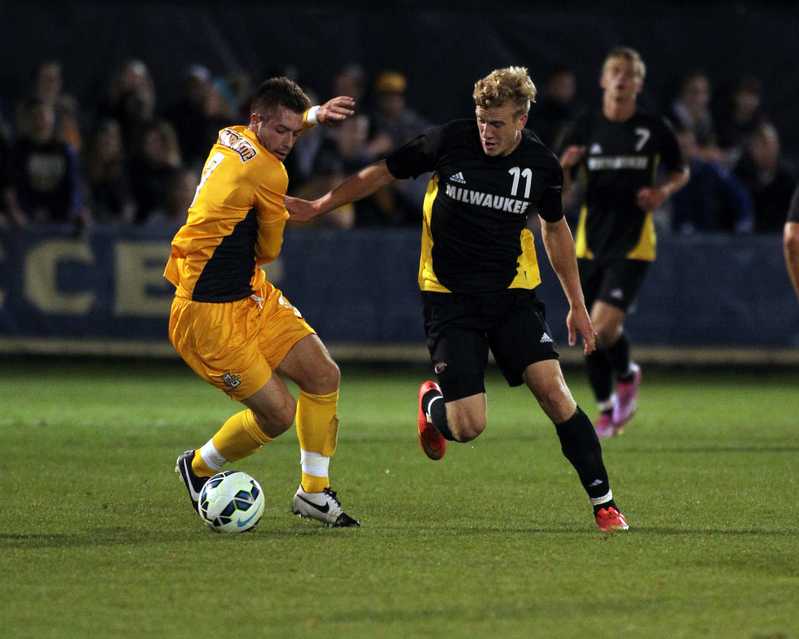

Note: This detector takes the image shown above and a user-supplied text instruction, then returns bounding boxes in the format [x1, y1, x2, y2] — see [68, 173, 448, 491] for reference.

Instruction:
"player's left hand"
[317, 96, 356, 125]
[567, 304, 597, 354]
[636, 186, 667, 211]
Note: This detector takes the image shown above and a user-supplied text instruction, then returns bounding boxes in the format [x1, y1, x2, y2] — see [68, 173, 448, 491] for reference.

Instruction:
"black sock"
[607, 333, 633, 381]
[592, 499, 617, 515]
[554, 406, 612, 505]
[422, 388, 454, 441]
[585, 350, 613, 402]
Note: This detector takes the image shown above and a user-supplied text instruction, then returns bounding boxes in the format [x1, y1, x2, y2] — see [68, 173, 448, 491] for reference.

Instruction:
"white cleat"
[291, 486, 360, 527]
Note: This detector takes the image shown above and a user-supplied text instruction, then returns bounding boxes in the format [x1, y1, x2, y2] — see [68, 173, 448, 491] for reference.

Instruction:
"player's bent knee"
[449, 415, 486, 442]
[536, 386, 576, 424]
[596, 325, 622, 349]
[304, 360, 341, 395]
[252, 399, 296, 438]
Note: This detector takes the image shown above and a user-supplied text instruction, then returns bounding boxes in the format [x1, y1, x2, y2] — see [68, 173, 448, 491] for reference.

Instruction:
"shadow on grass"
[376, 524, 799, 538]
[614, 446, 799, 455]
[631, 526, 799, 537]
[0, 525, 351, 549]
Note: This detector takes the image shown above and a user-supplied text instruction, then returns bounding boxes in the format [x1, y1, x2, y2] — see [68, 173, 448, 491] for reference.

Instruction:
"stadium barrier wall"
[1, 226, 797, 362]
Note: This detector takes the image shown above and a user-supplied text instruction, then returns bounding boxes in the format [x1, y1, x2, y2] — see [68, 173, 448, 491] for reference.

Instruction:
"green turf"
[1, 359, 797, 639]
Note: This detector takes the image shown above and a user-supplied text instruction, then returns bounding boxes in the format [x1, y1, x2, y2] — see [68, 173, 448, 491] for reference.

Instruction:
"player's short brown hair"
[473, 66, 537, 116]
[603, 47, 646, 80]
[251, 77, 311, 118]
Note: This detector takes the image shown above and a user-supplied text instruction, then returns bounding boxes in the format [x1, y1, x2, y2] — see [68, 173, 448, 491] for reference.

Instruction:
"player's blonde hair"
[473, 66, 537, 116]
[603, 47, 646, 80]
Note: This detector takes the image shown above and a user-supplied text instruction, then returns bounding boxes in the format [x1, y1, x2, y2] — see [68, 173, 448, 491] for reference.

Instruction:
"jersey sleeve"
[538, 156, 565, 222]
[385, 125, 445, 179]
[251, 167, 289, 262]
[655, 116, 686, 173]
[788, 185, 799, 223]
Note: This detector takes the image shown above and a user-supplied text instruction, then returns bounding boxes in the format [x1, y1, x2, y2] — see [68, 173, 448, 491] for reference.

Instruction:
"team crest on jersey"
[434, 362, 448, 374]
[218, 128, 257, 162]
[222, 372, 242, 389]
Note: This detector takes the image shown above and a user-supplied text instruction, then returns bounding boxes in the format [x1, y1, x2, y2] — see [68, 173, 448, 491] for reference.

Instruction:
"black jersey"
[562, 110, 684, 262]
[788, 186, 799, 223]
[386, 119, 563, 294]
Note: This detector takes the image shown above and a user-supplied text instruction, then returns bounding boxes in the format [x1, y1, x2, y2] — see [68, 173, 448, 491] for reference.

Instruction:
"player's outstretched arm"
[540, 217, 597, 354]
[286, 160, 397, 222]
[784, 222, 799, 301]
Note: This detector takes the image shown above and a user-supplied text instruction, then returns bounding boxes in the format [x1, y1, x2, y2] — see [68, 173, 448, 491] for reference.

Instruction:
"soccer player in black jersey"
[785, 186, 799, 301]
[560, 48, 689, 438]
[287, 67, 629, 532]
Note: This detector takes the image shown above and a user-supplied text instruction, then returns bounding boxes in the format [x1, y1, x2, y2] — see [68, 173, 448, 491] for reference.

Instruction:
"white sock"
[590, 490, 614, 507]
[300, 449, 330, 482]
[200, 441, 226, 471]
[597, 395, 616, 413]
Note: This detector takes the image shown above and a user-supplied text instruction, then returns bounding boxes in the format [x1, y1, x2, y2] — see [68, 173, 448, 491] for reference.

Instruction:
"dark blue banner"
[0, 226, 797, 348]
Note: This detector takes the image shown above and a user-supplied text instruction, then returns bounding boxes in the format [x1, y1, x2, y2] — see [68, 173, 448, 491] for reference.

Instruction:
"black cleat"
[175, 449, 208, 514]
[332, 512, 361, 528]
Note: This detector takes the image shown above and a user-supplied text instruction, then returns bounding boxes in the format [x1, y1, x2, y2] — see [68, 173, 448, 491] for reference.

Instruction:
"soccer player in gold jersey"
[169, 77, 360, 527]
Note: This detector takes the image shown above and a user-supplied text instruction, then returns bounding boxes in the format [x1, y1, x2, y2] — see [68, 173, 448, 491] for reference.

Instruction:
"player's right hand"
[559, 145, 586, 170]
[567, 303, 597, 355]
[317, 96, 356, 125]
[285, 195, 321, 222]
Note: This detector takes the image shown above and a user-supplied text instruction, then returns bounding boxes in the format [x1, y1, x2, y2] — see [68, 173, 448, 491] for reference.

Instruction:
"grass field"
[1, 358, 797, 639]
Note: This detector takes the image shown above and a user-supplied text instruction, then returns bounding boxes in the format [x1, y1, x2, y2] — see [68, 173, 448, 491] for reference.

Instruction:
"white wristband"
[306, 105, 321, 125]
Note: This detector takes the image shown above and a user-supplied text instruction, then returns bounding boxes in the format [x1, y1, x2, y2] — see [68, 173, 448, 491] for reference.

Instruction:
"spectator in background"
[166, 65, 231, 169]
[0, 123, 15, 226]
[145, 168, 198, 227]
[129, 119, 181, 223]
[369, 70, 430, 224]
[532, 66, 580, 149]
[333, 64, 367, 105]
[85, 119, 135, 223]
[4, 98, 83, 225]
[371, 71, 428, 151]
[23, 61, 82, 151]
[101, 59, 157, 153]
[734, 122, 796, 233]
[670, 71, 720, 161]
[285, 87, 325, 188]
[715, 76, 765, 166]
[670, 127, 753, 234]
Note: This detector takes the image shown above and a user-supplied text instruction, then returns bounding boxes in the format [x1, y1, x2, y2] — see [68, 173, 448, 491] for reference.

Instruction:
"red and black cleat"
[417, 380, 446, 461]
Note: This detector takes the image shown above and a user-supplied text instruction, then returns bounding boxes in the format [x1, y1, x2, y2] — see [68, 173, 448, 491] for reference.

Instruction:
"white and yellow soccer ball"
[198, 471, 265, 533]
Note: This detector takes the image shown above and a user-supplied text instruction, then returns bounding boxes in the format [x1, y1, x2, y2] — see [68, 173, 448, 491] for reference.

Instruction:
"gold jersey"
[164, 126, 289, 302]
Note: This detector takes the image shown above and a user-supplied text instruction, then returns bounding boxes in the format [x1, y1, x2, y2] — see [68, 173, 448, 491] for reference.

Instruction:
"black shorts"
[422, 289, 559, 401]
[578, 259, 650, 312]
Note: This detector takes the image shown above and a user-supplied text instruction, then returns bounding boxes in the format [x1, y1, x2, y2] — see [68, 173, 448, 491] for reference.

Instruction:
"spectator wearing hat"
[368, 70, 430, 225]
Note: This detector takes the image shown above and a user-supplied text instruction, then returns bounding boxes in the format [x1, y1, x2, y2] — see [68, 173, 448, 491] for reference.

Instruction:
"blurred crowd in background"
[0, 58, 795, 235]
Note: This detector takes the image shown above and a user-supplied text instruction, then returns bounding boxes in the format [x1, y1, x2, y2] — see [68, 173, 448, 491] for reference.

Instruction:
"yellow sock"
[296, 389, 339, 493]
[191, 409, 272, 477]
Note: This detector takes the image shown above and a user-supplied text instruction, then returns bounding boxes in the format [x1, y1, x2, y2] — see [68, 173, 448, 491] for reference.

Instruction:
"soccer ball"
[197, 470, 265, 533]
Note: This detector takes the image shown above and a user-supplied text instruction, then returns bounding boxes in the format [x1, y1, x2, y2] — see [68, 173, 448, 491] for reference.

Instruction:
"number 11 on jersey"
[509, 166, 532, 198]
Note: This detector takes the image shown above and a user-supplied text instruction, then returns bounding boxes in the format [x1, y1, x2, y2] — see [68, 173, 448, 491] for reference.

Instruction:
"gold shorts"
[168, 281, 315, 401]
